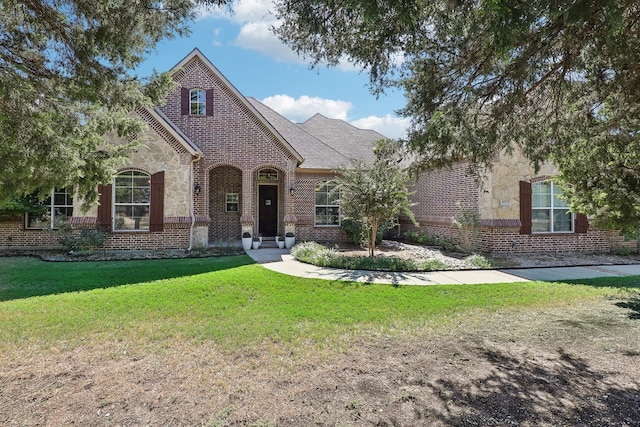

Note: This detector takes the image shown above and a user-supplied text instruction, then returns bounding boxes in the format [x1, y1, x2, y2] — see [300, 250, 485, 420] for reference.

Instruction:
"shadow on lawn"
[0, 255, 254, 301]
[616, 297, 640, 320]
[419, 348, 640, 426]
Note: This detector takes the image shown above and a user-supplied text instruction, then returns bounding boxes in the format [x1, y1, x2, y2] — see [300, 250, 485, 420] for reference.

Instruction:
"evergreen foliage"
[0, 0, 229, 208]
[275, 0, 640, 235]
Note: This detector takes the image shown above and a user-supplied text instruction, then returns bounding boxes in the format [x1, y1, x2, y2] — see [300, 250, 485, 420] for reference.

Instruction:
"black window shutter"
[150, 171, 164, 232]
[519, 180, 532, 235]
[97, 184, 113, 231]
[181, 88, 189, 115]
[206, 89, 214, 116]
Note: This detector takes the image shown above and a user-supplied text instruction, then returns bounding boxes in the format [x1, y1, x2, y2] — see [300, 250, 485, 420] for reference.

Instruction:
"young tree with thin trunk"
[335, 139, 415, 257]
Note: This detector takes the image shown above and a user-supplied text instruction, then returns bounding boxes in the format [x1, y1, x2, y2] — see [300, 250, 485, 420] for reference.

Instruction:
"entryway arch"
[208, 165, 242, 241]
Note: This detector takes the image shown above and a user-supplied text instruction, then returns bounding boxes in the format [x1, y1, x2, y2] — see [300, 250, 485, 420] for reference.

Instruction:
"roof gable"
[169, 48, 303, 163]
[247, 98, 351, 169]
[137, 107, 203, 157]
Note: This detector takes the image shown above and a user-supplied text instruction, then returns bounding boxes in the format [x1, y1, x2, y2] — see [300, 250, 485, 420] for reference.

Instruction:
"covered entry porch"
[206, 165, 296, 242]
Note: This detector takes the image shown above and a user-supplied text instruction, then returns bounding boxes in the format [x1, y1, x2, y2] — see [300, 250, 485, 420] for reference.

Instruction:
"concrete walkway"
[245, 248, 640, 285]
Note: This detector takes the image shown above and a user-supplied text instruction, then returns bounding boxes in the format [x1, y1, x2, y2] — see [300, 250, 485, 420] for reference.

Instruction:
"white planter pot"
[252, 240, 261, 249]
[285, 236, 295, 249]
[277, 239, 285, 249]
[242, 237, 252, 251]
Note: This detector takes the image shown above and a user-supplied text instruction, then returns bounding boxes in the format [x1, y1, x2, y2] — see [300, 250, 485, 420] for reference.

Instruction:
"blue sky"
[135, 0, 409, 139]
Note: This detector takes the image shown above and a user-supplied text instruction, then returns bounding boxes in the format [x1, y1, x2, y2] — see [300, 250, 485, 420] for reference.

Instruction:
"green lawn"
[1, 255, 638, 352]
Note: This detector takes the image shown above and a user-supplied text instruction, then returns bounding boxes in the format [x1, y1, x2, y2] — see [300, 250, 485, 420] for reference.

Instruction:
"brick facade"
[209, 165, 243, 240]
[408, 161, 479, 226]
[404, 153, 634, 254]
[162, 55, 300, 240]
[2, 49, 633, 254]
[0, 217, 62, 250]
[294, 171, 349, 242]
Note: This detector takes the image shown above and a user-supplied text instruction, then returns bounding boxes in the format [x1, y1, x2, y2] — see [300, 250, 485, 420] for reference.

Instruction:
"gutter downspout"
[188, 154, 202, 252]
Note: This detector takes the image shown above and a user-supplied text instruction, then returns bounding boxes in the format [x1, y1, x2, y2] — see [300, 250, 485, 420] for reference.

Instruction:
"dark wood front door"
[259, 185, 278, 237]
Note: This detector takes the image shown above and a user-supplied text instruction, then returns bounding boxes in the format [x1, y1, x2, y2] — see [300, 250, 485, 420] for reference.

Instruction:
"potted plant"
[252, 235, 261, 249]
[242, 232, 252, 251]
[258, 233, 263, 244]
[276, 233, 285, 249]
[285, 231, 295, 249]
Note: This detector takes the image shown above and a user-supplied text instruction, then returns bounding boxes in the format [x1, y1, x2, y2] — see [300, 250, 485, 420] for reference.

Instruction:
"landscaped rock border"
[0, 247, 245, 262]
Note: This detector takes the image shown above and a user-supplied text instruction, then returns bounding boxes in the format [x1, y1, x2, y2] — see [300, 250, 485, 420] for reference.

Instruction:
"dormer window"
[190, 89, 206, 115]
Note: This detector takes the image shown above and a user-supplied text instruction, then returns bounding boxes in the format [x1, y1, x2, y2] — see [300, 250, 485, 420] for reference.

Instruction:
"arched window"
[532, 181, 573, 233]
[315, 181, 340, 226]
[114, 171, 150, 230]
[258, 168, 279, 181]
[190, 89, 206, 115]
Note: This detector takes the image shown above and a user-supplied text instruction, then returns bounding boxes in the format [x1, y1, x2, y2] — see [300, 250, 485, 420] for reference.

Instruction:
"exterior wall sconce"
[289, 184, 295, 197]
[194, 183, 201, 195]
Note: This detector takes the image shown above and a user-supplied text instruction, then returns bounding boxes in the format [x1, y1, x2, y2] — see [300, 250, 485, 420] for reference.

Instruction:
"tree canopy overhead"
[0, 0, 228, 207]
[275, 0, 640, 234]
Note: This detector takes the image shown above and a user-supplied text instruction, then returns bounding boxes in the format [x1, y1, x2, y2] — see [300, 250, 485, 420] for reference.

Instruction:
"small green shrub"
[52, 221, 108, 252]
[404, 230, 460, 252]
[612, 244, 632, 256]
[291, 241, 338, 267]
[341, 218, 395, 246]
[404, 230, 432, 245]
[291, 241, 450, 272]
[465, 254, 495, 269]
[452, 207, 480, 252]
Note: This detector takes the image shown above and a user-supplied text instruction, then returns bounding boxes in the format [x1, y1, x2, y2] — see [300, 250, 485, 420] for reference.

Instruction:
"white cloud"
[351, 114, 410, 140]
[198, 0, 361, 69]
[234, 21, 302, 63]
[196, 0, 274, 22]
[261, 94, 352, 122]
[261, 95, 409, 139]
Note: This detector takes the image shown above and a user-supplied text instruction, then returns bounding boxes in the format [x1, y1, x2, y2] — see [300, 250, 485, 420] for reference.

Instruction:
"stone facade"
[405, 149, 632, 253]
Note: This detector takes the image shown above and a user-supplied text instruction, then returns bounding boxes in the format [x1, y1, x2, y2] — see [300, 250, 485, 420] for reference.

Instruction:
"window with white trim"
[532, 181, 573, 233]
[315, 181, 340, 226]
[114, 171, 150, 230]
[25, 188, 73, 229]
[190, 89, 206, 115]
[226, 193, 239, 212]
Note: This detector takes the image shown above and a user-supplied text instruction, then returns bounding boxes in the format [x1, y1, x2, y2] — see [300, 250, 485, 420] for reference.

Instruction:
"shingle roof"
[247, 99, 387, 170]
[299, 114, 385, 165]
[151, 107, 203, 156]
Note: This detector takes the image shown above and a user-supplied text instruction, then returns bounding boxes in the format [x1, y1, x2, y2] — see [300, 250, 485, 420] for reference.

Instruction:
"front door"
[259, 185, 278, 237]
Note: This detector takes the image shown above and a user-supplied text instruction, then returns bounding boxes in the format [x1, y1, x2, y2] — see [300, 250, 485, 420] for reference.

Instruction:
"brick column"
[283, 168, 297, 235]
[240, 169, 254, 235]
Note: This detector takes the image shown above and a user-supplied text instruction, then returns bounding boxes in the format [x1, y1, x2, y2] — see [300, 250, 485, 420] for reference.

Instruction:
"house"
[0, 48, 379, 251]
[407, 148, 630, 253]
[0, 48, 630, 254]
